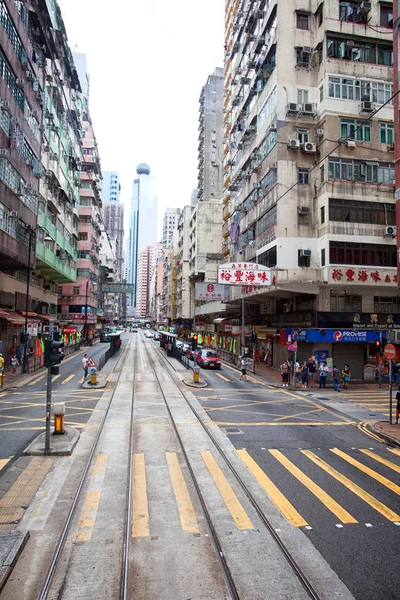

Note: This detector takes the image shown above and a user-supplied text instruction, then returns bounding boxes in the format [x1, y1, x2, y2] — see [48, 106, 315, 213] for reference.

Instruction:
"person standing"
[82, 353, 89, 379]
[0, 353, 4, 385]
[281, 360, 289, 387]
[301, 362, 309, 388]
[307, 357, 317, 388]
[295, 360, 301, 384]
[332, 365, 341, 392]
[342, 364, 351, 390]
[10, 354, 18, 376]
[396, 387, 400, 424]
[239, 356, 247, 381]
[319, 361, 328, 388]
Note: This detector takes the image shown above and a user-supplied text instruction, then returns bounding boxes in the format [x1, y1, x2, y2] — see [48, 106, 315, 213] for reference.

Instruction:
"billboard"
[102, 283, 134, 293]
[218, 262, 272, 286]
[195, 282, 225, 301]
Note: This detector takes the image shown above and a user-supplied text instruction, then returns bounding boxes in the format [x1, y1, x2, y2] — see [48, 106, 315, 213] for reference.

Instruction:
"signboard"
[218, 262, 272, 286]
[196, 324, 215, 333]
[384, 344, 396, 360]
[102, 283, 134, 293]
[231, 326, 251, 335]
[195, 282, 225, 301]
[287, 342, 298, 352]
[27, 323, 38, 337]
[304, 329, 380, 343]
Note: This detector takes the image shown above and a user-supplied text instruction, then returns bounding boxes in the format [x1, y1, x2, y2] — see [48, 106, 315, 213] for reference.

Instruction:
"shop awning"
[0, 311, 26, 324]
[19, 311, 38, 318]
[36, 314, 56, 322]
[213, 317, 230, 324]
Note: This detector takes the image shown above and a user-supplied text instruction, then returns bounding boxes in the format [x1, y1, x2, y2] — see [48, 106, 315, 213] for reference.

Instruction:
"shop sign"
[287, 342, 298, 352]
[330, 267, 397, 285]
[231, 326, 251, 335]
[195, 283, 225, 301]
[197, 324, 215, 332]
[218, 263, 272, 286]
[102, 283, 134, 293]
[224, 325, 232, 332]
[27, 323, 38, 337]
[306, 329, 380, 343]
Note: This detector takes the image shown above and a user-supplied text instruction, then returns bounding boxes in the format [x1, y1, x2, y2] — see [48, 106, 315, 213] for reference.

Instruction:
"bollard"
[193, 367, 200, 384]
[90, 367, 97, 385]
[52, 402, 65, 435]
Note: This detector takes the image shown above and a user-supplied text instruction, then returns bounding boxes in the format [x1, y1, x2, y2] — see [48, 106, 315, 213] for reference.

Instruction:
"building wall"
[162, 207, 180, 249]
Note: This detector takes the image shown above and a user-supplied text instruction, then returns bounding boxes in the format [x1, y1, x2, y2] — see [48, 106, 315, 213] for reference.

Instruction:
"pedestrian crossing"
[28, 373, 80, 386]
[0, 458, 10, 473]
[121, 447, 400, 541]
[333, 390, 393, 417]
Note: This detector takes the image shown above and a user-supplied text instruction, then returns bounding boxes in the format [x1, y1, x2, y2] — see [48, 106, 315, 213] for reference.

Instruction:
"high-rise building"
[103, 171, 123, 288]
[126, 163, 158, 316]
[102, 172, 120, 204]
[162, 207, 180, 249]
[221, 0, 395, 378]
[394, 2, 400, 286]
[198, 68, 224, 202]
[136, 242, 161, 318]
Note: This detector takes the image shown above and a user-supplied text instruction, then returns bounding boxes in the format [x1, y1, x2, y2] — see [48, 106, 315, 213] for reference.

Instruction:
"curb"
[368, 421, 400, 447]
[81, 378, 108, 390]
[0, 531, 30, 592]
[23, 426, 80, 456]
[183, 379, 208, 389]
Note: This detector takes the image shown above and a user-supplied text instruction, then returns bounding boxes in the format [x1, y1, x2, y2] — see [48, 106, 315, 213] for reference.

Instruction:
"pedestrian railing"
[174, 348, 191, 370]
[217, 348, 255, 374]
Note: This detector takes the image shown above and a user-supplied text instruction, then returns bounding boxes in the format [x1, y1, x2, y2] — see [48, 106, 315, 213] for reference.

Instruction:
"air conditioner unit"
[9, 210, 18, 218]
[16, 79, 24, 88]
[287, 103, 301, 114]
[316, 128, 324, 137]
[385, 226, 397, 236]
[1, 101, 11, 113]
[270, 162, 277, 171]
[269, 122, 277, 132]
[288, 138, 300, 149]
[302, 103, 316, 115]
[0, 149, 10, 157]
[359, 2, 372, 14]
[300, 249, 312, 257]
[303, 47, 313, 54]
[31, 110, 39, 118]
[302, 142, 317, 154]
[26, 70, 34, 81]
[346, 140, 356, 148]
[298, 207, 310, 215]
[361, 100, 374, 112]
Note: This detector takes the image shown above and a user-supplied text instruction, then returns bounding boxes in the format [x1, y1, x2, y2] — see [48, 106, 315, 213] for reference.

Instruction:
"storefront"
[196, 324, 216, 348]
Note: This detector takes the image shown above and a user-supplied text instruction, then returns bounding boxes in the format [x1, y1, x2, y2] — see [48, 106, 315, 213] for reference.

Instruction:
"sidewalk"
[370, 421, 400, 447]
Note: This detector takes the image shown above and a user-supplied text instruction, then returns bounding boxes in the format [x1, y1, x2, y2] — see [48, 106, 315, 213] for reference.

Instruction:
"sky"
[60, 0, 225, 237]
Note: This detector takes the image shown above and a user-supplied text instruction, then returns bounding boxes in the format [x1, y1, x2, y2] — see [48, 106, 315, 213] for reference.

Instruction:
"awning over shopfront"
[213, 317, 230, 324]
[19, 311, 38, 318]
[0, 310, 25, 324]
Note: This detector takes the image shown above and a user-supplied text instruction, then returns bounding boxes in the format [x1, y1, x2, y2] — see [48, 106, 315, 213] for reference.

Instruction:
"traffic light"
[192, 335, 198, 351]
[44, 340, 65, 368]
[375, 340, 381, 355]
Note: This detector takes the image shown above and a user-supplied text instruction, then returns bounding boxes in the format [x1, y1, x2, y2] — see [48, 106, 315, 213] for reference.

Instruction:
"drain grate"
[224, 427, 244, 435]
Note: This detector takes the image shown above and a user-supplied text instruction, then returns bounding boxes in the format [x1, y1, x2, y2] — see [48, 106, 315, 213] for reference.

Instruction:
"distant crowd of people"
[280, 358, 351, 391]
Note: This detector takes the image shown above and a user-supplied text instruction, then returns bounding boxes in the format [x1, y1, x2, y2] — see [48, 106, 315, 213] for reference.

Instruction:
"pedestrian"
[15, 345, 21, 364]
[280, 360, 289, 387]
[307, 357, 317, 388]
[0, 353, 4, 385]
[332, 364, 341, 392]
[342, 364, 351, 390]
[295, 360, 302, 384]
[319, 361, 328, 389]
[167, 341, 172, 356]
[239, 356, 247, 381]
[82, 353, 89, 379]
[301, 362, 309, 388]
[396, 387, 400, 425]
[10, 354, 17, 376]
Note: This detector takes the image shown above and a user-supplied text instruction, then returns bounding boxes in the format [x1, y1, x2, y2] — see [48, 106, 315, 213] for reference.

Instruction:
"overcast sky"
[60, 0, 224, 236]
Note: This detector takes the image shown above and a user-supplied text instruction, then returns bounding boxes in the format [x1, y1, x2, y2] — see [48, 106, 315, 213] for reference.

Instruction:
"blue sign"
[288, 329, 382, 343]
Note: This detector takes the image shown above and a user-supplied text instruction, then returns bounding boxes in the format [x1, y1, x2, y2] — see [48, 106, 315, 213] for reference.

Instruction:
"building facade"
[103, 171, 123, 321]
[221, 0, 396, 378]
[162, 207, 180, 249]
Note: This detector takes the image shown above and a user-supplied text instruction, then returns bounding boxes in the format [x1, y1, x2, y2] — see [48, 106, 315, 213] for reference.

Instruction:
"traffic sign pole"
[389, 359, 393, 425]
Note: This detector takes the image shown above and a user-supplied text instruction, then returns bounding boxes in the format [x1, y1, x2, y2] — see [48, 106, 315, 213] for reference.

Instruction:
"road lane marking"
[360, 450, 400, 473]
[215, 421, 354, 427]
[269, 450, 357, 524]
[132, 453, 149, 538]
[28, 375, 45, 385]
[52, 375, 60, 382]
[75, 454, 108, 542]
[236, 449, 307, 527]
[330, 448, 400, 495]
[201, 450, 253, 530]
[166, 452, 199, 533]
[302, 450, 400, 522]
[61, 374, 75, 385]
[0, 458, 10, 472]
[215, 373, 230, 382]
[388, 448, 400, 457]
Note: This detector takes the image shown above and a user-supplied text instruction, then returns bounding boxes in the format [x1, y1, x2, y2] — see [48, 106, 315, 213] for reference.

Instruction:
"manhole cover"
[225, 428, 244, 435]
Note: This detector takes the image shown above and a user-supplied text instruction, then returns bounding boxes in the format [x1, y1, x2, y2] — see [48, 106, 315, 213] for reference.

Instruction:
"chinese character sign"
[195, 283, 225, 301]
[218, 263, 272, 286]
[101, 283, 134, 293]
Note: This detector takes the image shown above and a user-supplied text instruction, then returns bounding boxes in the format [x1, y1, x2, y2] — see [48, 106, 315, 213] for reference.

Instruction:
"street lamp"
[22, 226, 52, 374]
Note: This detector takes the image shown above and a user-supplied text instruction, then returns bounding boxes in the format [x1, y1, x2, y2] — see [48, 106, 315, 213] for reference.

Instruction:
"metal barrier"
[174, 348, 191, 370]
[217, 348, 255, 374]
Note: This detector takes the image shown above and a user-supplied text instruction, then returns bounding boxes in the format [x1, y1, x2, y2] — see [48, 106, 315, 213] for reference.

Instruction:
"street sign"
[102, 283, 134, 293]
[218, 262, 272, 286]
[195, 282, 225, 300]
[384, 344, 396, 361]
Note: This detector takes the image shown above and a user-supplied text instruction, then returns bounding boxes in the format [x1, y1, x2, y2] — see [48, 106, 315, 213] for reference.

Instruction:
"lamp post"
[84, 279, 89, 343]
[22, 227, 52, 374]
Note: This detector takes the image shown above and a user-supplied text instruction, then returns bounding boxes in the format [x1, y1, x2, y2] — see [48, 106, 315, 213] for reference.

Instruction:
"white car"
[145, 332, 154, 338]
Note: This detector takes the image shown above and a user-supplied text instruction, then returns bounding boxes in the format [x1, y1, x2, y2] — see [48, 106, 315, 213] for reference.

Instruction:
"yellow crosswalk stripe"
[75, 454, 108, 542]
[61, 374, 75, 385]
[302, 450, 400, 522]
[201, 450, 253, 530]
[236, 450, 307, 527]
[330, 449, 400, 495]
[132, 454, 149, 538]
[166, 452, 199, 533]
[360, 449, 400, 474]
[216, 373, 230, 382]
[0, 458, 10, 472]
[52, 375, 60, 382]
[388, 448, 400, 457]
[269, 450, 357, 524]
[29, 375, 45, 385]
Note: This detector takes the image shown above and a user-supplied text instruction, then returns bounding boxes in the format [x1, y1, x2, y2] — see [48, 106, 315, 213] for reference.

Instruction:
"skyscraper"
[162, 208, 180, 249]
[126, 163, 159, 316]
[103, 171, 123, 286]
[102, 172, 121, 204]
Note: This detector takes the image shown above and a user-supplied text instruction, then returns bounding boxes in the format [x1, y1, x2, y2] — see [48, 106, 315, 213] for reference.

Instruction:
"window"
[380, 123, 394, 145]
[298, 129, 309, 144]
[327, 37, 393, 66]
[321, 248, 326, 266]
[330, 294, 362, 312]
[258, 245, 277, 268]
[0, 50, 24, 109]
[296, 48, 310, 67]
[320, 165, 325, 183]
[298, 250, 311, 268]
[319, 85, 323, 102]
[78, 232, 88, 241]
[328, 76, 393, 105]
[329, 242, 396, 267]
[298, 168, 309, 184]
[296, 12, 309, 30]
[255, 205, 277, 237]
[328, 158, 394, 184]
[339, 1, 367, 23]
[374, 297, 400, 314]
[320, 206, 325, 224]
[340, 119, 371, 141]
[329, 199, 395, 225]
[297, 89, 309, 104]
[73, 287, 80, 295]
[380, 5, 393, 28]
[58, 287, 63, 295]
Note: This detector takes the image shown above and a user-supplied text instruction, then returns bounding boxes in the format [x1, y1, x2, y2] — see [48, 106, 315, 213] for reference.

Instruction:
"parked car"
[197, 349, 221, 369]
[145, 331, 154, 338]
[186, 345, 203, 360]
[153, 332, 161, 341]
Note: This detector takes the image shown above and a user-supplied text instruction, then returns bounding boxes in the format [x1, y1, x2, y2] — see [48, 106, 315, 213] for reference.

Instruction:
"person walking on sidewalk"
[10, 354, 18, 376]
[332, 365, 341, 392]
[82, 354, 89, 379]
[342, 364, 351, 390]
[301, 362, 309, 388]
[395, 387, 400, 424]
[295, 361, 302, 384]
[239, 357, 247, 381]
[307, 357, 317, 388]
[319, 362, 328, 388]
[281, 360, 290, 387]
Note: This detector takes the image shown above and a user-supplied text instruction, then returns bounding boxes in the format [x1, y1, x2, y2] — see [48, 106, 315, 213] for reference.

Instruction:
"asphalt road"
[0, 342, 110, 460]
[193, 362, 400, 600]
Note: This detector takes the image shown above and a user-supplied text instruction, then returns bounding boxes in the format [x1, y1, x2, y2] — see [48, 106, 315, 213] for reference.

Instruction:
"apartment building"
[137, 242, 161, 318]
[176, 205, 192, 323]
[162, 207, 180, 249]
[394, 2, 400, 286]
[222, 0, 396, 378]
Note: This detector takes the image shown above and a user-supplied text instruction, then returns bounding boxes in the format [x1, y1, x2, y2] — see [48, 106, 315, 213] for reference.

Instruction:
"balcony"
[37, 212, 77, 259]
[36, 242, 77, 283]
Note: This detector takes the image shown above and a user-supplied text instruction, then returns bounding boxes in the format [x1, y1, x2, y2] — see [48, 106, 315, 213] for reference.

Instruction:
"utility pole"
[241, 287, 245, 357]
[45, 320, 54, 453]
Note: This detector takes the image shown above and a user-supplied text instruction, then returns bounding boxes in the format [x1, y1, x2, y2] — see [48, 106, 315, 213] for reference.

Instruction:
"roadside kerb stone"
[23, 426, 80, 456]
[0, 532, 29, 591]
[369, 421, 400, 447]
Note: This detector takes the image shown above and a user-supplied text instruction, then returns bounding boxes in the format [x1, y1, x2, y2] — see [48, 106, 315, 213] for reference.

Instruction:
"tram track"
[150, 337, 321, 600]
[38, 335, 136, 600]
